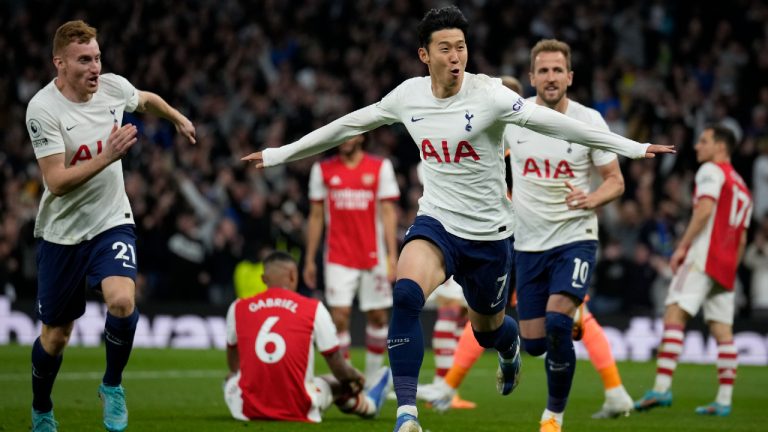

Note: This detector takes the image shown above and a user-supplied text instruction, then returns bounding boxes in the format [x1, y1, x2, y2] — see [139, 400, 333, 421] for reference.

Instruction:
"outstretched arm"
[136, 90, 196, 144]
[242, 104, 394, 167]
[523, 105, 674, 159]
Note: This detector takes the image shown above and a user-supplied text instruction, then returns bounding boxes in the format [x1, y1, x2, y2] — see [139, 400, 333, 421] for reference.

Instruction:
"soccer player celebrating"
[25, 20, 195, 432]
[635, 125, 752, 417]
[506, 39, 637, 432]
[421, 56, 636, 423]
[243, 7, 672, 432]
[304, 134, 399, 384]
[224, 251, 392, 423]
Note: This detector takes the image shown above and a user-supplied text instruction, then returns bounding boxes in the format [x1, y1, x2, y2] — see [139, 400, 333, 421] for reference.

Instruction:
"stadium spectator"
[742, 215, 768, 311]
[223, 251, 392, 422]
[25, 20, 195, 432]
[0, 1, 765, 316]
[635, 125, 752, 417]
[303, 134, 399, 384]
[242, 6, 672, 432]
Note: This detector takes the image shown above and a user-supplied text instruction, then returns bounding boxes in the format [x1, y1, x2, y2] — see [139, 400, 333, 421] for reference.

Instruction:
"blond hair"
[500, 76, 523, 94]
[530, 39, 571, 71]
[53, 20, 97, 56]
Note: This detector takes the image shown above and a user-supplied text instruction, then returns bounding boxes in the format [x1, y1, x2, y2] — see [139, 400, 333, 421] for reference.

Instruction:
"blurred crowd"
[1, 0, 768, 319]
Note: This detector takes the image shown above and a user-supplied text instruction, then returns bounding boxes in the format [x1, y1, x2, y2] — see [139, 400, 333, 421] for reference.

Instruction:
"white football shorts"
[223, 372, 333, 422]
[665, 262, 735, 325]
[324, 262, 392, 311]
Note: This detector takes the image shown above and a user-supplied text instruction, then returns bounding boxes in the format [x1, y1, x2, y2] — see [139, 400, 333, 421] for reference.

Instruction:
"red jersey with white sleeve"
[308, 154, 399, 269]
[225, 287, 339, 422]
[687, 161, 752, 290]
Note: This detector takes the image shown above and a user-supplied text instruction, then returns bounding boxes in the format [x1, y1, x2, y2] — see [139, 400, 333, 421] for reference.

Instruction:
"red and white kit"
[309, 154, 399, 310]
[666, 161, 752, 324]
[224, 288, 339, 422]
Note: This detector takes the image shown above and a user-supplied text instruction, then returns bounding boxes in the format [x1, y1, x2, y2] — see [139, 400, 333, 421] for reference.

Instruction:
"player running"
[243, 8, 673, 432]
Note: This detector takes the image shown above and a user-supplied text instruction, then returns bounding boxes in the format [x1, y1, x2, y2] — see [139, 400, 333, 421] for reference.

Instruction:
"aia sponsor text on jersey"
[70, 140, 104, 166]
[421, 139, 480, 163]
[522, 158, 575, 179]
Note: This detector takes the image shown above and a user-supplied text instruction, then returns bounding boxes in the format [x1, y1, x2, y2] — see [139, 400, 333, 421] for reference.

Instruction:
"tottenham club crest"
[464, 111, 474, 132]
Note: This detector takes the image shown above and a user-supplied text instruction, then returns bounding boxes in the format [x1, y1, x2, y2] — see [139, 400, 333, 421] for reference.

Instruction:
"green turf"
[1, 344, 766, 431]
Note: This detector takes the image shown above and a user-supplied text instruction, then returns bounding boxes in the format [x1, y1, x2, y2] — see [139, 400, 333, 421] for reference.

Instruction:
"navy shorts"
[515, 240, 597, 321]
[403, 215, 514, 315]
[36, 224, 138, 325]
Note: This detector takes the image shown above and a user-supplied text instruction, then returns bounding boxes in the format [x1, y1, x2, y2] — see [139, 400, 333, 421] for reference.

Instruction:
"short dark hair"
[263, 251, 295, 268]
[707, 124, 737, 154]
[417, 6, 469, 48]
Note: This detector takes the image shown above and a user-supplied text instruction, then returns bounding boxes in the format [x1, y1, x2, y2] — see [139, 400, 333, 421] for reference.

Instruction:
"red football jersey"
[309, 154, 399, 269]
[689, 161, 752, 290]
[226, 288, 339, 422]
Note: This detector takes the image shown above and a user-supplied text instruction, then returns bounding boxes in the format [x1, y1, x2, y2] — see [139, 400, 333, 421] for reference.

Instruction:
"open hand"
[643, 144, 676, 158]
[106, 124, 138, 162]
[241, 151, 264, 168]
[175, 115, 196, 144]
[669, 246, 687, 274]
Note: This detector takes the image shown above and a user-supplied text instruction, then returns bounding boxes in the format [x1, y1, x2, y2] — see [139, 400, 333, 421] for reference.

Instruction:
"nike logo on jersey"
[122, 262, 136, 269]
[387, 342, 407, 349]
[411, 116, 424, 122]
[490, 299, 505, 308]
[66, 124, 78, 131]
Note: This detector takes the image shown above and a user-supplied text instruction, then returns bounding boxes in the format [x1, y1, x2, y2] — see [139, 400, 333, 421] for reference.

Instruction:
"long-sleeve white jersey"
[506, 99, 616, 251]
[262, 73, 649, 241]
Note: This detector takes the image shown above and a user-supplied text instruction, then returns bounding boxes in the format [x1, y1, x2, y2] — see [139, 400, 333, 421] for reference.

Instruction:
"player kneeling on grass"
[223, 251, 392, 422]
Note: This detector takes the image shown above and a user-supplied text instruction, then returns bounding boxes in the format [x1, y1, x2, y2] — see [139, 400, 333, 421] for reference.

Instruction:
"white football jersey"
[262, 72, 648, 241]
[26, 73, 139, 244]
[507, 99, 616, 251]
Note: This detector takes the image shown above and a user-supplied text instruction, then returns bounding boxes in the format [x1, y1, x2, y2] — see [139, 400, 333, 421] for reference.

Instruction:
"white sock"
[397, 405, 418, 418]
[542, 408, 564, 425]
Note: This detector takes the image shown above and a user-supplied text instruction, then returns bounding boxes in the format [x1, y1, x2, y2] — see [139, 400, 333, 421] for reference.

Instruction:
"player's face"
[530, 51, 572, 107]
[694, 129, 721, 163]
[55, 38, 101, 100]
[338, 135, 364, 157]
[419, 29, 467, 92]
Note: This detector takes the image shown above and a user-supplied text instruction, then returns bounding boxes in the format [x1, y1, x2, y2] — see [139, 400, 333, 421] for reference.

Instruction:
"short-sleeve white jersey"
[262, 72, 649, 241]
[25, 73, 139, 244]
[506, 99, 617, 251]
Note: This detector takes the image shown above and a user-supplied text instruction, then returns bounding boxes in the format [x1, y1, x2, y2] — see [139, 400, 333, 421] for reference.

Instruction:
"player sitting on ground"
[224, 251, 393, 423]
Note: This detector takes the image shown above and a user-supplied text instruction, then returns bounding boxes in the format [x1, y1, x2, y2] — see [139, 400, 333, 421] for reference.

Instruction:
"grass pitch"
[1, 344, 765, 431]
